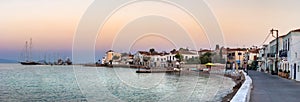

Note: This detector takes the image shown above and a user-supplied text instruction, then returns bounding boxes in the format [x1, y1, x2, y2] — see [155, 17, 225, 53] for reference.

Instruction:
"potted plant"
[278, 69, 283, 77]
[284, 70, 290, 78]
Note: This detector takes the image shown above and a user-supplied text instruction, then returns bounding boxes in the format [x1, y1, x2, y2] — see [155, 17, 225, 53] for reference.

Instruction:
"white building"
[179, 50, 199, 61]
[149, 54, 167, 68]
[258, 45, 268, 71]
[267, 35, 284, 74]
[247, 49, 259, 66]
[166, 50, 177, 62]
[283, 29, 300, 81]
[133, 51, 169, 68]
[133, 51, 150, 66]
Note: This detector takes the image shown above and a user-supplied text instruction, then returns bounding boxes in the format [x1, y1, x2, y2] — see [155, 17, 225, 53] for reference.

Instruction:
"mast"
[25, 41, 28, 62]
[29, 38, 32, 62]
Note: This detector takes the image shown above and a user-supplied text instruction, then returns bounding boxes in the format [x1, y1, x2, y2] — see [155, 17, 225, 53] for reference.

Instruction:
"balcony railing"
[279, 50, 287, 57]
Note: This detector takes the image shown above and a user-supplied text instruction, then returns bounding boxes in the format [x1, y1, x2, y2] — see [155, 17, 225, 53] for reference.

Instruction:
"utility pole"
[271, 29, 279, 75]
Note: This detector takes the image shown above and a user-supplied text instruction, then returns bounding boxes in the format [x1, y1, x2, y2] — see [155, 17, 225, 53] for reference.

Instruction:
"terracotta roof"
[199, 49, 213, 53]
[137, 51, 169, 56]
[249, 49, 259, 53]
[137, 51, 150, 55]
[226, 48, 247, 52]
[179, 50, 197, 55]
[170, 50, 177, 54]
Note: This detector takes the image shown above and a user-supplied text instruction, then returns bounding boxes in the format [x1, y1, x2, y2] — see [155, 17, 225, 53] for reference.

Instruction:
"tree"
[219, 47, 223, 58]
[149, 48, 156, 54]
[112, 55, 120, 60]
[249, 60, 258, 70]
[179, 48, 188, 51]
[186, 57, 200, 64]
[175, 53, 183, 62]
[199, 52, 213, 64]
[121, 53, 128, 57]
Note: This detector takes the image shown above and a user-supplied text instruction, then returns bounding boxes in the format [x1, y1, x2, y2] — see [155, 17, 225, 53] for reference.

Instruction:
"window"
[288, 38, 290, 51]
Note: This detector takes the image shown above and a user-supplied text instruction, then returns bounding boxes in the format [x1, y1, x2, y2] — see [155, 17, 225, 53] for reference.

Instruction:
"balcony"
[279, 50, 287, 57]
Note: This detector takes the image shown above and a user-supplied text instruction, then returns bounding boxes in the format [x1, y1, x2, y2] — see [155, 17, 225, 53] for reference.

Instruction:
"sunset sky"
[1, 0, 300, 63]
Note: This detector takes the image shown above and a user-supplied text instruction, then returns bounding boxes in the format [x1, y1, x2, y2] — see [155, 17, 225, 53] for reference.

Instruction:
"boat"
[20, 61, 40, 65]
[65, 57, 72, 65]
[19, 38, 41, 65]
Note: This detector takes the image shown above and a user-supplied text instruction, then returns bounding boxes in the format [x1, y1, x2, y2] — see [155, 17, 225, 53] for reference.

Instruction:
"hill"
[0, 59, 18, 63]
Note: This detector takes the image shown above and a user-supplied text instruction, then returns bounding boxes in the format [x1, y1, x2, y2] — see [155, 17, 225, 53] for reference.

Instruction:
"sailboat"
[19, 38, 40, 65]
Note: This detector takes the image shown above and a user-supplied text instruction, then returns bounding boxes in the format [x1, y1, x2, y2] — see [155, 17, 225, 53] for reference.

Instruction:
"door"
[294, 63, 297, 79]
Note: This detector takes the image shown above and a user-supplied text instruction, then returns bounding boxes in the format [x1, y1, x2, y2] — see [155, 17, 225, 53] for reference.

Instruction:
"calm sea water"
[0, 64, 235, 102]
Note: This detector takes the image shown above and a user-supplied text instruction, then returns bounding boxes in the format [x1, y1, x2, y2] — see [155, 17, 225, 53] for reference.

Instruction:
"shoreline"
[92, 63, 240, 101]
[222, 71, 245, 102]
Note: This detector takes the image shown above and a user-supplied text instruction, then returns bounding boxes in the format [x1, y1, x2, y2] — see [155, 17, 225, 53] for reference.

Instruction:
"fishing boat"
[19, 38, 41, 65]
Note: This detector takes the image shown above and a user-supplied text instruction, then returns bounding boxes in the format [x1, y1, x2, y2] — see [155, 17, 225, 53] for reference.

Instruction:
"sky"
[1, 0, 300, 63]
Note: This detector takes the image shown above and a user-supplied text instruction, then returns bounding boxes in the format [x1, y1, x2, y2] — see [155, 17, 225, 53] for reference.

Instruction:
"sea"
[0, 64, 235, 102]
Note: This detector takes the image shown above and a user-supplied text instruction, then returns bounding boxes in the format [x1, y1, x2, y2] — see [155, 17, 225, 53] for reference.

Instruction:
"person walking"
[232, 62, 236, 73]
[243, 62, 248, 75]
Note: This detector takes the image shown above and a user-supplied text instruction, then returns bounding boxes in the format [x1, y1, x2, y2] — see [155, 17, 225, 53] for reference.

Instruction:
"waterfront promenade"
[249, 70, 300, 102]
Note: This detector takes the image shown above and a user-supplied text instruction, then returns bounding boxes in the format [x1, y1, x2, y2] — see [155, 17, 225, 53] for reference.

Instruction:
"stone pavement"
[248, 70, 300, 102]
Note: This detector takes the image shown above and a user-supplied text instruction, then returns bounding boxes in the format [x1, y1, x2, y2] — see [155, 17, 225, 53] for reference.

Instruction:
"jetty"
[136, 68, 181, 73]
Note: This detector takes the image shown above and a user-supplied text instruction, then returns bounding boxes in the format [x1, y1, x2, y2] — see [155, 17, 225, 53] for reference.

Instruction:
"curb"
[231, 71, 253, 102]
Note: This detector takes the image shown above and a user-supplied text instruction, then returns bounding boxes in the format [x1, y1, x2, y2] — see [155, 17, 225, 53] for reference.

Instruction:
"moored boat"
[19, 38, 40, 65]
[20, 61, 40, 65]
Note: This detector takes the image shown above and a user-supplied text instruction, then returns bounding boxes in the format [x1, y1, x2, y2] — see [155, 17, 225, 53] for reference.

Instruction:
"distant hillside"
[0, 59, 18, 63]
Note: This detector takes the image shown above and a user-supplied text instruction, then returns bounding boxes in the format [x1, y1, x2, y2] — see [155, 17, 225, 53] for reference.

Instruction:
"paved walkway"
[248, 70, 300, 102]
